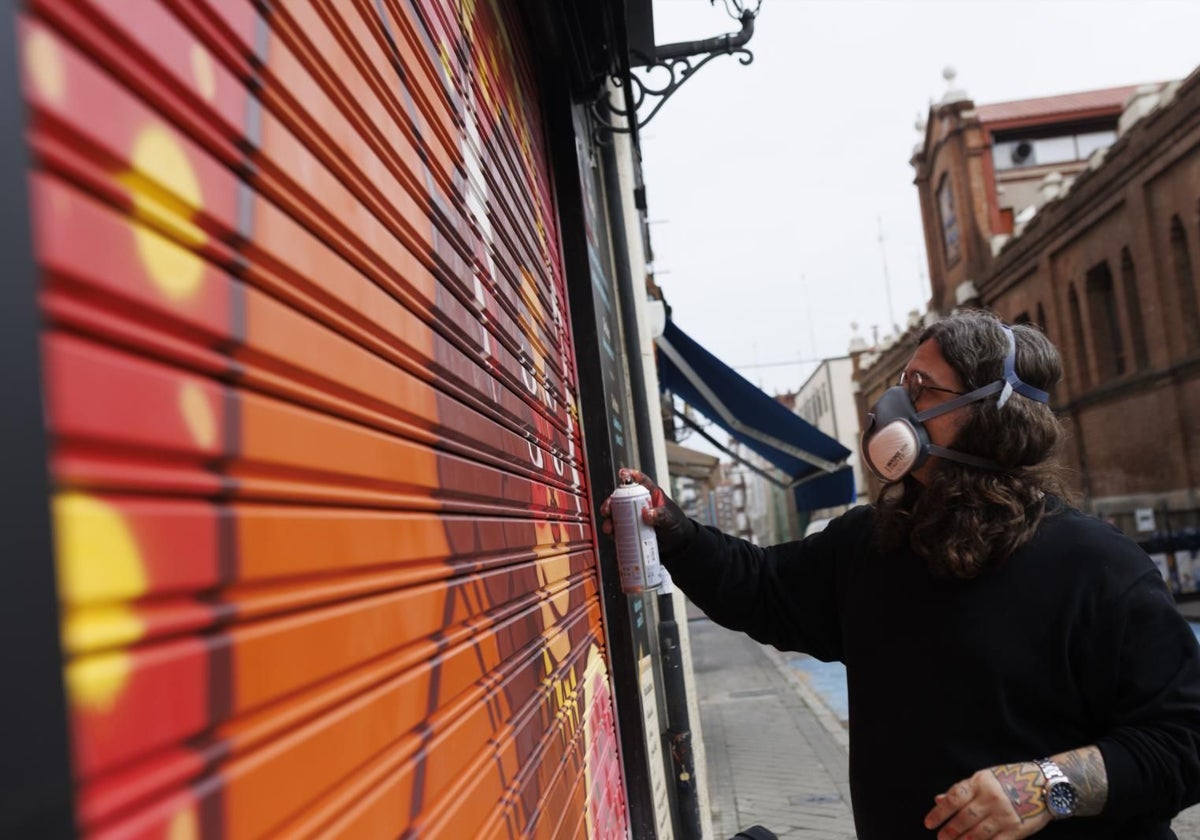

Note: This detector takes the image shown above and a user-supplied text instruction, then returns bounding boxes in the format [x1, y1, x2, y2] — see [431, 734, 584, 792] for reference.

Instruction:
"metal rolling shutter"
[20, 0, 628, 836]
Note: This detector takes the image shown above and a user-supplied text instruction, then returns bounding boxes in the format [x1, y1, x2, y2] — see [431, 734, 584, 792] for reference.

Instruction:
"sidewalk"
[687, 607, 856, 840]
[687, 601, 1200, 840]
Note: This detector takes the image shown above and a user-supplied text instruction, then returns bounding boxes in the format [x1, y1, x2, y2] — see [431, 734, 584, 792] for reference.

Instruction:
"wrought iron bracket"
[593, 8, 757, 138]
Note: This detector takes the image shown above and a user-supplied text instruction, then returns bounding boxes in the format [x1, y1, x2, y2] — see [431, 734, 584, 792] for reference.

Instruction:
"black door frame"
[0, 3, 76, 836]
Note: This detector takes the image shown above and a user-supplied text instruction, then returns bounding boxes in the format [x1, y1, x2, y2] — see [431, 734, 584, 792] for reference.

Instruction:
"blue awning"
[655, 319, 856, 512]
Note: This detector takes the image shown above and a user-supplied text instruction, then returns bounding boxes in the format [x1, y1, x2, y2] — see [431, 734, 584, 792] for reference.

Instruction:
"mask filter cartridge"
[864, 419, 920, 483]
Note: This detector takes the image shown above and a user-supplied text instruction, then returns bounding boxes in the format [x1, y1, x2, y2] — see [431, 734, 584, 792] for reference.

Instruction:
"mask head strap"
[998, 325, 1049, 408]
[926, 444, 1002, 471]
[914, 380, 1005, 423]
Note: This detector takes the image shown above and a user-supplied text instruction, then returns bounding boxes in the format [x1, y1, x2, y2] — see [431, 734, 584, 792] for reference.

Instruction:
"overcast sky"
[638, 0, 1200, 397]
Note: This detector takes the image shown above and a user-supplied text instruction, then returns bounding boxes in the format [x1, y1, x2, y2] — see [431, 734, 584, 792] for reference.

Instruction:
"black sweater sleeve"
[659, 506, 872, 661]
[1095, 569, 1200, 820]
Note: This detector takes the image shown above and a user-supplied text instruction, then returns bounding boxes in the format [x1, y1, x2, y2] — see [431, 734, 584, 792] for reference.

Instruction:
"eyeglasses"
[898, 370, 965, 404]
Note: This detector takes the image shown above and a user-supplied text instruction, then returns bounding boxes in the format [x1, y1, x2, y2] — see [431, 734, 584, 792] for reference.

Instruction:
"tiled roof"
[977, 84, 1146, 124]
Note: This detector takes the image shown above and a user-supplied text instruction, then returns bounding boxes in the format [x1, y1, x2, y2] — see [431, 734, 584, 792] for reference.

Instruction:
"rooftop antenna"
[877, 216, 899, 335]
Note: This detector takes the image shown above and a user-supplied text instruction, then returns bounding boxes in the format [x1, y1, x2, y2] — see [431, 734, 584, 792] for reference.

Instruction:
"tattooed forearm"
[990, 762, 1047, 821]
[1054, 745, 1108, 817]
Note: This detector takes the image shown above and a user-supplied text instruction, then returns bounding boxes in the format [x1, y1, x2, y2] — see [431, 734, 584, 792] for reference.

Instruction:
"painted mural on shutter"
[19, 0, 628, 836]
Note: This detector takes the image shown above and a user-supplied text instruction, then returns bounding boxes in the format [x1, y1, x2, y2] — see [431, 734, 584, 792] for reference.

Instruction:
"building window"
[1076, 130, 1118, 160]
[1067, 284, 1091, 390]
[1085, 261, 1125, 378]
[1120, 248, 1149, 370]
[937, 175, 961, 266]
[992, 127, 1118, 171]
[1170, 215, 1200, 353]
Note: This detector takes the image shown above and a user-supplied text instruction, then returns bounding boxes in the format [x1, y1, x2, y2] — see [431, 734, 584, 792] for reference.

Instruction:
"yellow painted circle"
[168, 807, 200, 840]
[63, 605, 145, 656]
[24, 28, 65, 102]
[54, 492, 147, 606]
[190, 44, 215, 101]
[66, 651, 134, 713]
[126, 126, 207, 302]
[179, 380, 218, 450]
[438, 43, 454, 87]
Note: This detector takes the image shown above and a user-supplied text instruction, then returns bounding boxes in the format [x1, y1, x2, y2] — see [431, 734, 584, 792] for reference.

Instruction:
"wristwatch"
[1036, 758, 1079, 819]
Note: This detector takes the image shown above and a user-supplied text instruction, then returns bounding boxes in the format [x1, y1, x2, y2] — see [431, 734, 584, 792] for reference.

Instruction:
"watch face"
[1046, 780, 1078, 817]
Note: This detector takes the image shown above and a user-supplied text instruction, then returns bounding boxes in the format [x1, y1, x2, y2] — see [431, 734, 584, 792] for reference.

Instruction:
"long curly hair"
[874, 310, 1071, 578]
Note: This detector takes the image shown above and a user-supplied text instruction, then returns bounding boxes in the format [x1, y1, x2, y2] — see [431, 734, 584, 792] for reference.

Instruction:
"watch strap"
[1036, 758, 1067, 784]
[1036, 757, 1077, 819]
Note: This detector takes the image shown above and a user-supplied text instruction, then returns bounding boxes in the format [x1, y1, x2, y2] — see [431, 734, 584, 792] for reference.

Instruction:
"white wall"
[794, 356, 869, 512]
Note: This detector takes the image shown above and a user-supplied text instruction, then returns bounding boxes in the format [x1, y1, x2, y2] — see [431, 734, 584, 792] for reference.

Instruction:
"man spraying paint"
[603, 310, 1200, 839]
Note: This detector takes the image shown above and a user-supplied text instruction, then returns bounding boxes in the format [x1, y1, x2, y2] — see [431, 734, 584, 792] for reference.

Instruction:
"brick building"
[855, 67, 1200, 533]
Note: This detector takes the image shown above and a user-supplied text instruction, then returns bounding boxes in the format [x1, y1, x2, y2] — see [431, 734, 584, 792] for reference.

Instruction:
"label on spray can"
[610, 479, 664, 593]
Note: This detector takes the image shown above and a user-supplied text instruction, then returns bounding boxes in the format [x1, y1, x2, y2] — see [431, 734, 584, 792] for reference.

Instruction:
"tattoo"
[1056, 746, 1108, 817]
[991, 763, 1047, 821]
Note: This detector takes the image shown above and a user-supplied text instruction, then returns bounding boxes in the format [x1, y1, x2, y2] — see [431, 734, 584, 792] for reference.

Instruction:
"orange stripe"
[240, 284, 439, 428]
[235, 506, 455, 582]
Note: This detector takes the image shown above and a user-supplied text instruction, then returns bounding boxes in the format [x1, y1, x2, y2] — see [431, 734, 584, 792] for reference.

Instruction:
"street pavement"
[687, 602, 1200, 839]
[688, 609, 856, 839]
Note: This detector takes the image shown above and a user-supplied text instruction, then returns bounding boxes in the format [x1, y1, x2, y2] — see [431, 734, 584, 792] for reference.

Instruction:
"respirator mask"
[861, 326, 1049, 483]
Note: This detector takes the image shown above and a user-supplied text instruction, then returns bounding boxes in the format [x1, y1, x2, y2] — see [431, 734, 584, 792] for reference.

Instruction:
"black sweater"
[662, 502, 1200, 838]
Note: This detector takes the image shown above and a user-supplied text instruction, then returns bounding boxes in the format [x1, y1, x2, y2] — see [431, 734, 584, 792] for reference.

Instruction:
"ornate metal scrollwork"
[593, 6, 759, 138]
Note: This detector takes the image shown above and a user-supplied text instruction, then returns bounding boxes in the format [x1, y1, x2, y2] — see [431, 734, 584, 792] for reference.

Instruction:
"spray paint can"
[610, 478, 664, 593]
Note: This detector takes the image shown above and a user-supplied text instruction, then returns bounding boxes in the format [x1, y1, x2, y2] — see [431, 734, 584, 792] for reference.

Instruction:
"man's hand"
[600, 467, 694, 554]
[923, 762, 1051, 839]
